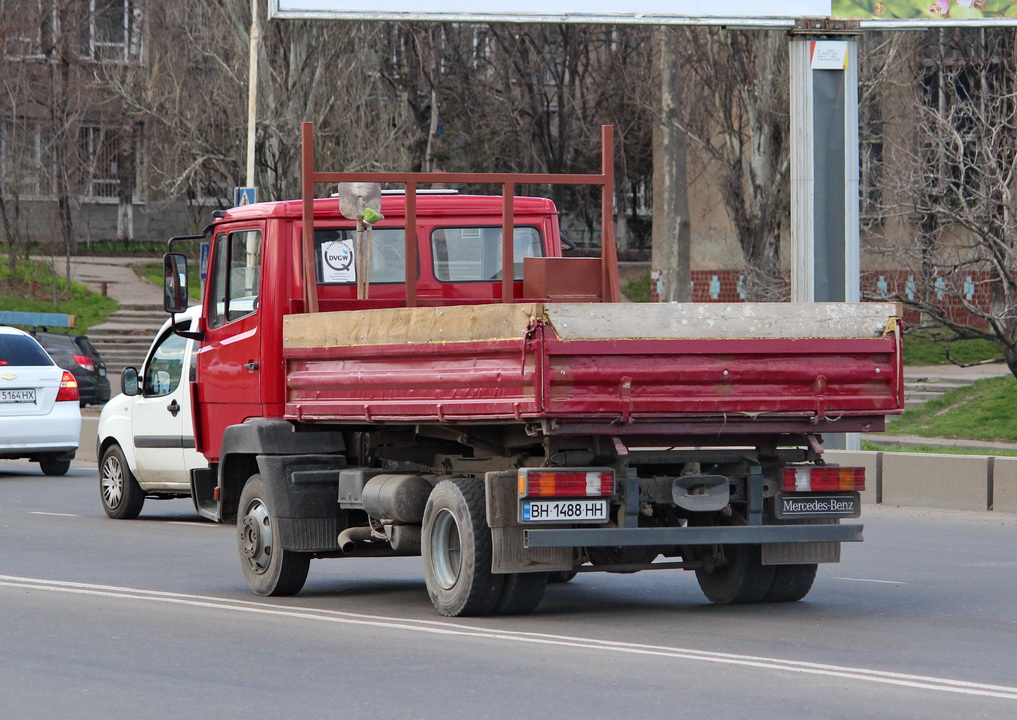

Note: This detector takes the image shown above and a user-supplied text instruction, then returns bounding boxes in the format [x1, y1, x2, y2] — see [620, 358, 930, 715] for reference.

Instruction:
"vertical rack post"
[600, 125, 621, 302]
[301, 122, 318, 314]
[404, 182, 418, 308]
[502, 182, 515, 303]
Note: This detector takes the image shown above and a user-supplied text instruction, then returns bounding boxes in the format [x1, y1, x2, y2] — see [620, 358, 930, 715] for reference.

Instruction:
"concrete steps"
[89, 303, 168, 371]
[903, 376, 972, 409]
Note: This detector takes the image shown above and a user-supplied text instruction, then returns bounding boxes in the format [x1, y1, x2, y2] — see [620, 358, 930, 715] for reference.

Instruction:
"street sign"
[234, 187, 257, 206]
[199, 242, 210, 282]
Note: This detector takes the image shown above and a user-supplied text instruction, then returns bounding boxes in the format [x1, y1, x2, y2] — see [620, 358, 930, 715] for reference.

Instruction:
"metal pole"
[246, 0, 261, 189]
[789, 36, 815, 303]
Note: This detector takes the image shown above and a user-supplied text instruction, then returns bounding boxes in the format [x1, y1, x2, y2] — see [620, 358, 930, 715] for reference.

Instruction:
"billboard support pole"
[789, 18, 862, 449]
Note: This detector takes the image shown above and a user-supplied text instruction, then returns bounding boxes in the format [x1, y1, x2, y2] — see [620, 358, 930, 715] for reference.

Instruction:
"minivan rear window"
[0, 335, 55, 367]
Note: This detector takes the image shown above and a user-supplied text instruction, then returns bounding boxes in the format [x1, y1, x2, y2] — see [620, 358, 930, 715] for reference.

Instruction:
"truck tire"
[695, 543, 776, 605]
[548, 569, 578, 584]
[421, 478, 504, 617]
[238, 474, 310, 596]
[99, 445, 145, 519]
[494, 572, 548, 615]
[764, 563, 818, 603]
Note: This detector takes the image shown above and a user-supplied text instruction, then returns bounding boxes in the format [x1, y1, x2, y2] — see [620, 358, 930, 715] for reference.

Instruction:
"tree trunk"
[651, 26, 692, 302]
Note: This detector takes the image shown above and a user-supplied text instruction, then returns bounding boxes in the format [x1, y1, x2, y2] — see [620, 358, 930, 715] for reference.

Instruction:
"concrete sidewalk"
[35, 255, 164, 307]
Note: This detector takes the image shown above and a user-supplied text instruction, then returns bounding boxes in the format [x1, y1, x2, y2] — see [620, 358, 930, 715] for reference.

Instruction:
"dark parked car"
[31, 330, 111, 407]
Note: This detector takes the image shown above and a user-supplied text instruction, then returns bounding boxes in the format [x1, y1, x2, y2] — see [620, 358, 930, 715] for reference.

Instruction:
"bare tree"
[869, 28, 1017, 376]
[98, 1, 415, 214]
[675, 28, 791, 301]
[378, 23, 653, 247]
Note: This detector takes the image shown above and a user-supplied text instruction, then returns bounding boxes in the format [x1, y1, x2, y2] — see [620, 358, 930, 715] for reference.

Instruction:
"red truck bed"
[283, 301, 903, 437]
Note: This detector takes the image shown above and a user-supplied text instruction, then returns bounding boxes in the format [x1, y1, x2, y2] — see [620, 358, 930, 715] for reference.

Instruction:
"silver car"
[0, 326, 82, 475]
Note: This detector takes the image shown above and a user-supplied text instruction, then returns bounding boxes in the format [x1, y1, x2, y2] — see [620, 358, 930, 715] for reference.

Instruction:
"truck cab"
[191, 192, 572, 462]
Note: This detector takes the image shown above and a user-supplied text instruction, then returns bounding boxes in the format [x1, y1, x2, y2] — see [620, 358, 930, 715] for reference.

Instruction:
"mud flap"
[486, 470, 571, 574]
[762, 519, 841, 565]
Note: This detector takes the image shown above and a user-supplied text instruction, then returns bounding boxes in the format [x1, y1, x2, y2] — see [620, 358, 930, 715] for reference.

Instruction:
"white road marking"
[167, 521, 214, 527]
[835, 577, 906, 585]
[28, 512, 77, 518]
[1, 574, 1014, 701]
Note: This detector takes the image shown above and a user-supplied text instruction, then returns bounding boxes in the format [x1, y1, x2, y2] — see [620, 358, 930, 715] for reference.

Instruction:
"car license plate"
[521, 498, 609, 523]
[0, 388, 36, 404]
[775, 492, 860, 519]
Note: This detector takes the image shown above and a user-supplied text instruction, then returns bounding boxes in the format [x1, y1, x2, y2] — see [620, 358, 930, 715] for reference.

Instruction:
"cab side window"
[209, 229, 262, 329]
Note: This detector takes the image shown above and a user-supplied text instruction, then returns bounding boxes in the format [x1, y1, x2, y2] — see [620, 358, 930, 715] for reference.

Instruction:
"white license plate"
[521, 498, 609, 523]
[0, 388, 36, 403]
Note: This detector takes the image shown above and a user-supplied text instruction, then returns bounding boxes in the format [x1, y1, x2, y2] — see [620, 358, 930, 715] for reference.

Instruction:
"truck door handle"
[167, 399, 180, 417]
[244, 362, 259, 371]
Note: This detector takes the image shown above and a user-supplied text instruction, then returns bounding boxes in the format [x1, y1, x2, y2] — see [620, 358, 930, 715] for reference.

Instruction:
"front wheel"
[421, 478, 503, 617]
[238, 474, 310, 596]
[99, 445, 144, 519]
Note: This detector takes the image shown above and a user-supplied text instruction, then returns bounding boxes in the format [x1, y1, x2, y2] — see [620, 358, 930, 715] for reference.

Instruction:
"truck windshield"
[314, 228, 406, 285]
[431, 226, 542, 282]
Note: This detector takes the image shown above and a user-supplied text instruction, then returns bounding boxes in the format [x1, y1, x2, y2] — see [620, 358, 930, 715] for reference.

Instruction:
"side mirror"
[164, 253, 189, 314]
[121, 367, 140, 396]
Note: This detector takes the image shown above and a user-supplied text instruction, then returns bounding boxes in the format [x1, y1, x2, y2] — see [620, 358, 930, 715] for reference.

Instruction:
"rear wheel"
[99, 445, 144, 519]
[494, 572, 547, 615]
[695, 543, 776, 605]
[422, 478, 503, 617]
[764, 563, 818, 603]
[39, 456, 71, 477]
[548, 569, 578, 584]
[238, 474, 310, 596]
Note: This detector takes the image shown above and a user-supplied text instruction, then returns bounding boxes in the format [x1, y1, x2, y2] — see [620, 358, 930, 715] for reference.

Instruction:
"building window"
[1, 0, 55, 59]
[78, 124, 141, 202]
[80, 0, 141, 63]
[79, 125, 119, 199]
[0, 119, 51, 197]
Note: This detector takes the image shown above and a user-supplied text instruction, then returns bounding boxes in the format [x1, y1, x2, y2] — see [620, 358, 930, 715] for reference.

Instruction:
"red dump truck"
[160, 124, 903, 616]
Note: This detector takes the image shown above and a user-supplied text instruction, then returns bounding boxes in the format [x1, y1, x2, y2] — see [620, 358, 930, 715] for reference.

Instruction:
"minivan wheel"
[99, 444, 145, 519]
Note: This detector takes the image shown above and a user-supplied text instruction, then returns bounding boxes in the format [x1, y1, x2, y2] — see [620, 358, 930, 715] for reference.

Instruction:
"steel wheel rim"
[101, 455, 124, 509]
[241, 499, 273, 574]
[430, 508, 462, 590]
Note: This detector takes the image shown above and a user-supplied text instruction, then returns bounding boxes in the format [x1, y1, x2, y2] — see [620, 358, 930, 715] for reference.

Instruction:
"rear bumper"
[523, 523, 863, 548]
[0, 405, 80, 458]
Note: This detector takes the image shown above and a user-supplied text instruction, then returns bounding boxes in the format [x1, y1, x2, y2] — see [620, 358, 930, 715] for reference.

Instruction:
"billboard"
[270, 0, 834, 24]
[271, 0, 1017, 24]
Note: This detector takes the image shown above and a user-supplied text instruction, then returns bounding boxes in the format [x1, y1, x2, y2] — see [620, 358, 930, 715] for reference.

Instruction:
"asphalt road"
[2, 460, 1016, 719]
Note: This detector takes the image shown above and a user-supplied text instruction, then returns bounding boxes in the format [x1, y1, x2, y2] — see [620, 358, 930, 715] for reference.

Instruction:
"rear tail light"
[73, 354, 95, 372]
[782, 466, 865, 492]
[518, 468, 614, 497]
[55, 371, 79, 402]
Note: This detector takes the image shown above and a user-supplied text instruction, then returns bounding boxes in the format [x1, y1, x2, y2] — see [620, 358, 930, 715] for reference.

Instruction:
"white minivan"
[97, 306, 205, 518]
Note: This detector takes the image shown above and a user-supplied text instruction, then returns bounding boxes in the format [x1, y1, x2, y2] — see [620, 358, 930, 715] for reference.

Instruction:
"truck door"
[196, 227, 263, 460]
